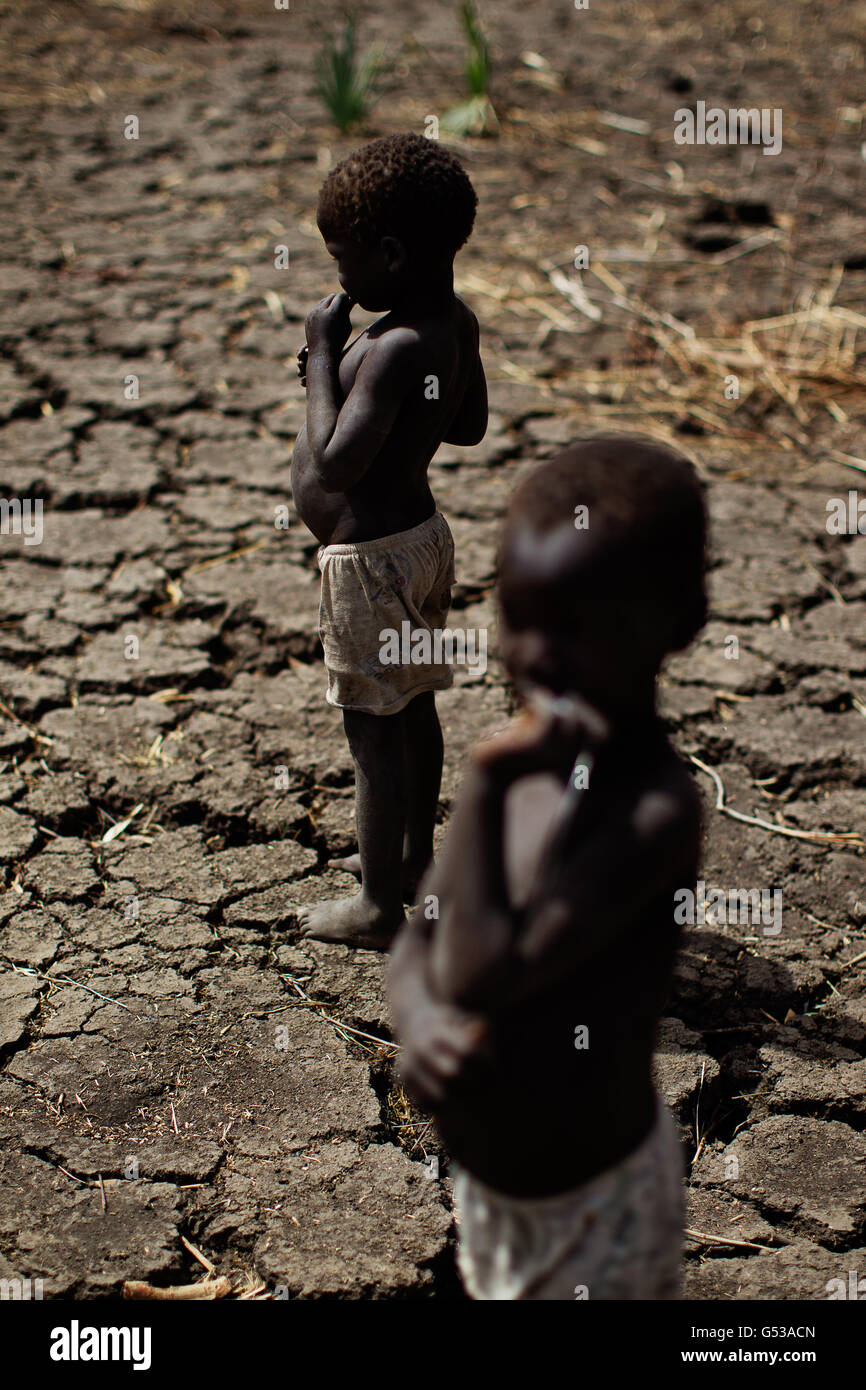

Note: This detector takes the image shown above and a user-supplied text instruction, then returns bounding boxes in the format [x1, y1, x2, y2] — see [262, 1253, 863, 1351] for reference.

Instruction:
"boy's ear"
[380, 235, 408, 272]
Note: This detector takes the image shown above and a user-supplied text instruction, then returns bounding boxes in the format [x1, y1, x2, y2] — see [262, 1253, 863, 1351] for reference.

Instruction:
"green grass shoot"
[314, 14, 380, 134]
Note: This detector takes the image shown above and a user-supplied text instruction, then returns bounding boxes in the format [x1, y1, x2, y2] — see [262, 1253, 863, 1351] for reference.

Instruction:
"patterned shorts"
[450, 1097, 685, 1300]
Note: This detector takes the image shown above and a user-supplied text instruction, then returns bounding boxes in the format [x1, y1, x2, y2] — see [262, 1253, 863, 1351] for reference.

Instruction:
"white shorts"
[317, 511, 455, 715]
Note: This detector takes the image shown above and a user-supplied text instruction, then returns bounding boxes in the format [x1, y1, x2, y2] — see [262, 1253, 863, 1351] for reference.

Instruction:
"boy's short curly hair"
[316, 132, 478, 259]
[502, 435, 708, 653]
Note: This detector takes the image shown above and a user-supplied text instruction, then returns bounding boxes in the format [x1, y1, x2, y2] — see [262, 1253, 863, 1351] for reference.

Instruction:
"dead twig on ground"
[180, 1235, 216, 1275]
[689, 756, 866, 847]
[0, 699, 54, 745]
[10, 962, 136, 1013]
[282, 974, 399, 1054]
[123, 1277, 232, 1300]
[185, 540, 269, 575]
[684, 1228, 784, 1253]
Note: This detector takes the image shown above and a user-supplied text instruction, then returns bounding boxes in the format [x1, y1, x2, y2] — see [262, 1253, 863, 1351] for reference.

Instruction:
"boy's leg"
[401, 691, 443, 899]
[328, 691, 443, 901]
[299, 707, 407, 948]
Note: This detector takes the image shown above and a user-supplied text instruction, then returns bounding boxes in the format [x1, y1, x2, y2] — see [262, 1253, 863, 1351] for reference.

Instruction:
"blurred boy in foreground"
[389, 437, 707, 1299]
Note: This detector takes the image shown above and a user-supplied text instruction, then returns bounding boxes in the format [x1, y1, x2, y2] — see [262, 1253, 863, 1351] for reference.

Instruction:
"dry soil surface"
[0, 0, 865, 1299]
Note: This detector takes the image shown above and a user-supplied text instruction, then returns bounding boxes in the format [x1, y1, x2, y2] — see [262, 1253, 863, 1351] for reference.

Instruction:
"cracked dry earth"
[1, 0, 865, 1299]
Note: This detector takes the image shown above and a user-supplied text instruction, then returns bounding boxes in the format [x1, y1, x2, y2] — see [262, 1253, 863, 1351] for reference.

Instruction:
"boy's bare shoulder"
[626, 750, 701, 858]
[349, 323, 428, 396]
[518, 748, 699, 917]
[359, 300, 476, 384]
[551, 744, 700, 885]
[365, 321, 426, 361]
[454, 293, 480, 335]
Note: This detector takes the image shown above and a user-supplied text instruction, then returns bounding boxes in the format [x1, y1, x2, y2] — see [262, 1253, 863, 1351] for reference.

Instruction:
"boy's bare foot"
[328, 851, 363, 876]
[298, 891, 405, 950]
[328, 851, 427, 904]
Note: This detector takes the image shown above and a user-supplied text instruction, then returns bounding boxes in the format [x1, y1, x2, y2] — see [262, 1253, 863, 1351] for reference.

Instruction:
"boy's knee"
[405, 690, 436, 719]
[344, 705, 406, 753]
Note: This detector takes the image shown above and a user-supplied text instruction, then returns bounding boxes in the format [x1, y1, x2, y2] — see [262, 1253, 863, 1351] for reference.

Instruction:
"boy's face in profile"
[323, 235, 399, 312]
[498, 520, 669, 714]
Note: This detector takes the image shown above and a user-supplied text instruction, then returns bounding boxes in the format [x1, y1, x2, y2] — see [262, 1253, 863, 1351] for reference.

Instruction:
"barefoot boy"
[292, 134, 487, 948]
[389, 437, 708, 1299]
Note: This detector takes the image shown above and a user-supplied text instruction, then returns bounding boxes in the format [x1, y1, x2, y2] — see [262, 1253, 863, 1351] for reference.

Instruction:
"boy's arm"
[425, 701, 605, 1009]
[305, 293, 419, 492]
[423, 764, 516, 1005]
[442, 306, 487, 446]
[388, 909, 434, 1035]
[389, 755, 516, 1106]
[388, 909, 491, 1109]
